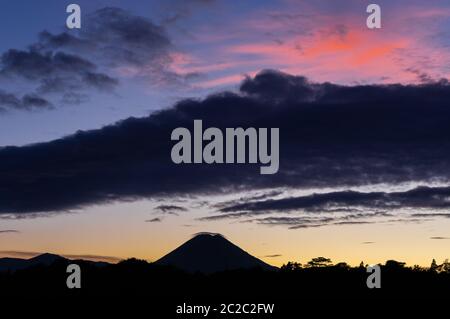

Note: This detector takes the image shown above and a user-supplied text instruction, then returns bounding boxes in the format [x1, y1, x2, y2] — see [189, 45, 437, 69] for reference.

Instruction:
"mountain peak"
[192, 232, 224, 238]
[29, 253, 65, 265]
[0, 253, 66, 272]
[156, 233, 277, 273]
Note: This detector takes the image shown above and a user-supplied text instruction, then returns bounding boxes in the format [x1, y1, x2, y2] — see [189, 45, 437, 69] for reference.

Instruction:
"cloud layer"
[1, 70, 450, 217]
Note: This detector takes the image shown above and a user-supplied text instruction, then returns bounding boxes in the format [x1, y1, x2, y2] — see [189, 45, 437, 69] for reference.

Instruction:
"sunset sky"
[1, 0, 450, 267]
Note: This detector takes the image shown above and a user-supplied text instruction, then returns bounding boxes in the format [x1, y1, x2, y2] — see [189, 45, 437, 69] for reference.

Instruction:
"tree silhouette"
[430, 258, 438, 272]
[412, 265, 424, 272]
[281, 261, 302, 271]
[334, 262, 350, 269]
[306, 257, 332, 268]
[384, 260, 406, 270]
[442, 259, 450, 273]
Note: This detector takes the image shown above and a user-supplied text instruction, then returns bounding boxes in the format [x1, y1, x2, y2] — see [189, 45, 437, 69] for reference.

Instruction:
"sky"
[1, 0, 450, 267]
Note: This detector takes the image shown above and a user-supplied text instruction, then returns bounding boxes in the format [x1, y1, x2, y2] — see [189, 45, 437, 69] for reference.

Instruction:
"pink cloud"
[194, 72, 257, 89]
[166, 2, 450, 88]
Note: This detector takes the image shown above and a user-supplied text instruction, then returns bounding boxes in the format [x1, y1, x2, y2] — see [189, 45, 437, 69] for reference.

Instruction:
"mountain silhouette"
[0, 253, 67, 272]
[28, 253, 65, 266]
[156, 232, 277, 273]
[0, 253, 107, 272]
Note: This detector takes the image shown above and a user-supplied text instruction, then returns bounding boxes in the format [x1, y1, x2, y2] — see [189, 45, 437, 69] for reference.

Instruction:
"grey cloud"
[35, 31, 92, 52]
[244, 212, 403, 229]
[1, 50, 94, 80]
[82, 72, 118, 91]
[155, 205, 188, 215]
[198, 212, 265, 221]
[22, 94, 53, 109]
[83, 7, 171, 67]
[0, 49, 116, 110]
[411, 213, 450, 218]
[1, 50, 117, 93]
[219, 187, 450, 214]
[212, 190, 284, 210]
[0, 7, 178, 111]
[36, 8, 172, 68]
[0, 230, 19, 234]
[0, 90, 52, 111]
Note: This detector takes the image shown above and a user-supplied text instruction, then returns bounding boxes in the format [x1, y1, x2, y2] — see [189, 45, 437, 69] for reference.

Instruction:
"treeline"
[281, 256, 450, 273]
[1, 257, 450, 299]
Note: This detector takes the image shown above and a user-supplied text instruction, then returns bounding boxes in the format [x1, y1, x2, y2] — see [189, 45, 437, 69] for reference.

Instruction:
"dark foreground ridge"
[1, 234, 450, 299]
[2, 256, 450, 299]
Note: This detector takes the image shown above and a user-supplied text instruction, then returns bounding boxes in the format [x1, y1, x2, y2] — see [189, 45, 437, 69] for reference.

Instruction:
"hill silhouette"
[0, 253, 66, 272]
[28, 253, 65, 266]
[156, 232, 277, 273]
[0, 253, 107, 272]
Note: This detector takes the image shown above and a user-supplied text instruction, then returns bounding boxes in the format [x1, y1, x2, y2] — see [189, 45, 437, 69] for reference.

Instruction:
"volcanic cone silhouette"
[156, 232, 277, 273]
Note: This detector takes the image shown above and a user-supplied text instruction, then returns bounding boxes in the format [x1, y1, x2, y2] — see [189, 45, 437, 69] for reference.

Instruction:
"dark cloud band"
[1, 70, 450, 215]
